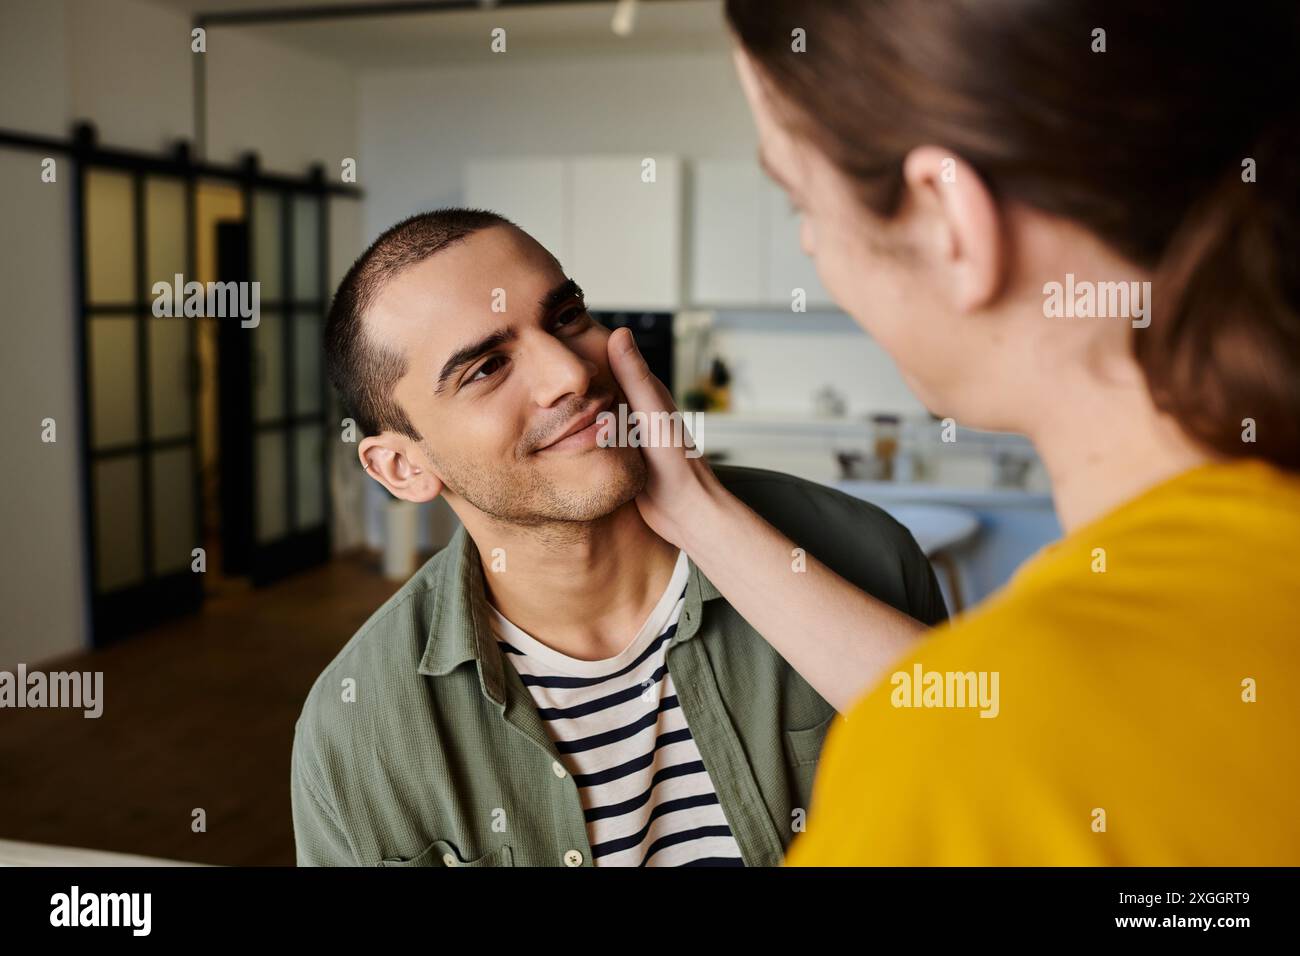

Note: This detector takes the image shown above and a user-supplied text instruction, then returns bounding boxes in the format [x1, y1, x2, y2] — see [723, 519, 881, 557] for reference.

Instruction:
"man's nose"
[526, 332, 598, 407]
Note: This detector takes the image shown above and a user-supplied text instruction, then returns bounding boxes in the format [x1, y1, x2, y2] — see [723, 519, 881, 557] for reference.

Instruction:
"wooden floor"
[0, 551, 404, 866]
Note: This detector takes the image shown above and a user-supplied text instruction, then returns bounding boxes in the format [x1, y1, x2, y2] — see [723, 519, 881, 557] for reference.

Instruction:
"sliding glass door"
[219, 183, 331, 586]
[79, 164, 202, 642]
[75, 138, 347, 643]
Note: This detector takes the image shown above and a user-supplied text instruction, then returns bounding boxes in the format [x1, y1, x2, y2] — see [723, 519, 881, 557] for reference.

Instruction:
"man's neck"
[464, 501, 681, 662]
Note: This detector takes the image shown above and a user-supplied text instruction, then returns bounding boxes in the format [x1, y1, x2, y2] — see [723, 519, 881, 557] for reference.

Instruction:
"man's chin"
[536, 444, 647, 518]
[558, 443, 645, 485]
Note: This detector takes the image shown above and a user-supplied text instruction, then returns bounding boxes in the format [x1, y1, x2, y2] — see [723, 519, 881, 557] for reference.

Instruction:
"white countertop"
[831, 479, 1054, 508]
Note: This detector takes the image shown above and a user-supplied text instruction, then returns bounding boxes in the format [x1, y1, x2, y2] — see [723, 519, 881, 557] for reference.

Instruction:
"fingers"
[608, 326, 671, 412]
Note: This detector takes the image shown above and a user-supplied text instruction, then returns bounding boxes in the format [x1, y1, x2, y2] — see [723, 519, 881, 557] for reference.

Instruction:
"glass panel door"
[79, 163, 203, 643]
[219, 185, 331, 586]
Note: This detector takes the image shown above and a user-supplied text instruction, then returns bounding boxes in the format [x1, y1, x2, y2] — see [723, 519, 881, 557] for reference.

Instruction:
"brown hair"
[727, 0, 1300, 469]
[325, 207, 514, 440]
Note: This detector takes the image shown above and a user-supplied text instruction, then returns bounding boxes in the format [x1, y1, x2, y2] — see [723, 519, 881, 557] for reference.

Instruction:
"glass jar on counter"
[870, 413, 901, 481]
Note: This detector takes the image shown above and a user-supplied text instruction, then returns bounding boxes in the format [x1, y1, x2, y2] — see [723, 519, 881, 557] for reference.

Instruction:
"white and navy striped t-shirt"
[489, 550, 744, 867]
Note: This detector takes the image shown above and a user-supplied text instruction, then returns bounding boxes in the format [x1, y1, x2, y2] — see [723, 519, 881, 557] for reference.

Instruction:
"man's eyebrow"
[434, 326, 517, 395]
[540, 277, 584, 314]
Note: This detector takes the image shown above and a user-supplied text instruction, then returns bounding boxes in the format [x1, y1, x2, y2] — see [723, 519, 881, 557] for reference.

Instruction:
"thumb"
[607, 326, 673, 413]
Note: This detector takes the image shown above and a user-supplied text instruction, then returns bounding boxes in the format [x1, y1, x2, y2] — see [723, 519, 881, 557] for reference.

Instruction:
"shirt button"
[442, 853, 457, 867]
[551, 760, 567, 779]
[564, 849, 583, 867]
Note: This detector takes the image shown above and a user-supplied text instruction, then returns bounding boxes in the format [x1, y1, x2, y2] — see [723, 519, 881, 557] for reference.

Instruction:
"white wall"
[0, 0, 69, 137]
[207, 25, 358, 175]
[0, 0, 81, 669]
[329, 196, 369, 553]
[65, 0, 193, 153]
[59, 0, 360, 175]
[0, 0, 363, 667]
[0, 147, 86, 670]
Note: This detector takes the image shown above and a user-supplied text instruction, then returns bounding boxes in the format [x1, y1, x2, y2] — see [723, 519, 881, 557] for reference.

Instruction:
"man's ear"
[357, 434, 444, 502]
[900, 145, 1004, 313]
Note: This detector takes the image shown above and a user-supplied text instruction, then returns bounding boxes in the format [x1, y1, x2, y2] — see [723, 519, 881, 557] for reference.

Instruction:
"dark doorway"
[216, 192, 331, 587]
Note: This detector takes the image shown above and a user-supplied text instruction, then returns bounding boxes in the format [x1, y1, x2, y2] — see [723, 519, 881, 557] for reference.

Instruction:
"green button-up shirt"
[291, 466, 948, 867]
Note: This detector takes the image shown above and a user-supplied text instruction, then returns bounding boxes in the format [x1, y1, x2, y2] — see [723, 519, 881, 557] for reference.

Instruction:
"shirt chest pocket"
[783, 711, 836, 768]
[782, 710, 837, 812]
[379, 839, 514, 867]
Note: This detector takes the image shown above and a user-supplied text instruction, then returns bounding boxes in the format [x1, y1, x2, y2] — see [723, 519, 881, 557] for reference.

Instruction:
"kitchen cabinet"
[465, 156, 835, 312]
[689, 161, 764, 305]
[687, 160, 835, 309]
[569, 156, 682, 311]
[761, 178, 834, 309]
[463, 155, 682, 311]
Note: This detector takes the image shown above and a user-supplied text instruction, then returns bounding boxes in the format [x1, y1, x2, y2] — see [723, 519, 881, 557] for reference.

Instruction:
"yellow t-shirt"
[786, 459, 1300, 866]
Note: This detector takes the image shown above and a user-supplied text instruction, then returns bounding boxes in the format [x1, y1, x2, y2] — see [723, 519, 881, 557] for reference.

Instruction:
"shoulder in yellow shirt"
[786, 459, 1300, 865]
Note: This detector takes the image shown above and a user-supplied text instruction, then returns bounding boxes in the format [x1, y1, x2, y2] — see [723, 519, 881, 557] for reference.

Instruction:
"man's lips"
[534, 396, 613, 453]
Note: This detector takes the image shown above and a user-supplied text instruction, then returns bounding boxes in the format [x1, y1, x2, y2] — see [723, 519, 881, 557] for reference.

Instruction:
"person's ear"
[357, 434, 444, 502]
[900, 145, 1004, 312]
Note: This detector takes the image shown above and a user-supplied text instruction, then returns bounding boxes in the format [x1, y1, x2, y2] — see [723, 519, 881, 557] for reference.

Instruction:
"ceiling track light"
[611, 0, 638, 38]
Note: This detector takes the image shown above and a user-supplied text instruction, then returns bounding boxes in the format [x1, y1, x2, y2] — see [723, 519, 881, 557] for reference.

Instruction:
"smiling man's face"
[364, 224, 646, 526]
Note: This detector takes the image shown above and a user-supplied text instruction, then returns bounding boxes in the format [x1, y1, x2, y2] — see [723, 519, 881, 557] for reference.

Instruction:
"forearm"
[682, 481, 927, 713]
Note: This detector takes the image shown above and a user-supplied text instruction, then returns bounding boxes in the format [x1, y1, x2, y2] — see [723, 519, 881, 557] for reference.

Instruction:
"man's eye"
[555, 306, 589, 329]
[468, 355, 507, 383]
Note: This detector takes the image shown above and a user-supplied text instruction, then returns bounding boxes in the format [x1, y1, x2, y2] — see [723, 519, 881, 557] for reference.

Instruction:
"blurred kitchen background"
[0, 0, 1058, 865]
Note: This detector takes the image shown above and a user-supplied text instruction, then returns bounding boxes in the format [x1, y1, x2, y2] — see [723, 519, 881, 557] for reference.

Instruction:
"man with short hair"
[291, 208, 946, 866]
